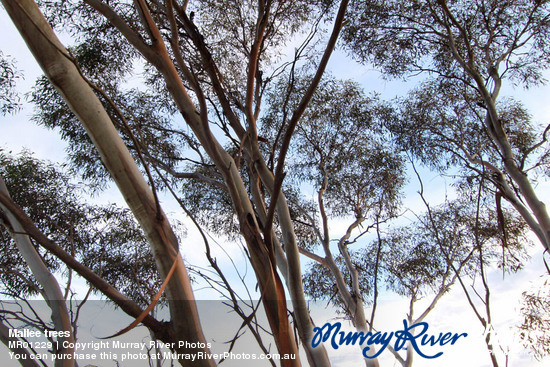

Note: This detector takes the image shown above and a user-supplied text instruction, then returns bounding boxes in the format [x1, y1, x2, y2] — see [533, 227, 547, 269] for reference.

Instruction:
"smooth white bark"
[0, 178, 75, 367]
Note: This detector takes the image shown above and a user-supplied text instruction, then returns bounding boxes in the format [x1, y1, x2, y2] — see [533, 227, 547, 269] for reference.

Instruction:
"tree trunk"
[253, 162, 331, 366]
[79, 1, 303, 361]
[0, 188, 169, 341]
[0, 1, 213, 365]
[0, 178, 75, 367]
[0, 321, 42, 367]
[469, 65, 550, 254]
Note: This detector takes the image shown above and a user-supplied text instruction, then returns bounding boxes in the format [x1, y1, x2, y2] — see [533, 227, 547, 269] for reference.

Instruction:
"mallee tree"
[344, 0, 550, 253]
[0, 0, 549, 366]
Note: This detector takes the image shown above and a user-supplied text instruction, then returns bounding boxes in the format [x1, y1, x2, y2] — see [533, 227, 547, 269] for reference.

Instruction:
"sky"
[1, 3, 550, 367]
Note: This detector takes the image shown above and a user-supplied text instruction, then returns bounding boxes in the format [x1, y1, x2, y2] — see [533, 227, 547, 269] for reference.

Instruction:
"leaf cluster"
[30, 76, 183, 188]
[383, 198, 530, 299]
[0, 51, 22, 115]
[303, 250, 376, 309]
[519, 275, 550, 360]
[385, 78, 550, 177]
[189, 0, 329, 96]
[262, 74, 406, 220]
[0, 150, 166, 307]
[344, 0, 550, 87]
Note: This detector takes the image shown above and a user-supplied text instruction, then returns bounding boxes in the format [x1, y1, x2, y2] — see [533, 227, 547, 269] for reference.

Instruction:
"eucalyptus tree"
[296, 158, 529, 367]
[378, 202, 476, 367]
[402, 189, 530, 367]
[262, 75, 405, 366]
[0, 161, 75, 366]
[0, 152, 170, 363]
[5, 1, 541, 366]
[0, 150, 167, 364]
[344, 0, 550, 253]
[262, 75, 404, 316]
[1, 0, 354, 365]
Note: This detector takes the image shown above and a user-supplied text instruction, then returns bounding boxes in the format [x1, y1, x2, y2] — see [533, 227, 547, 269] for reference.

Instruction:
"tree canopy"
[1, 1, 549, 366]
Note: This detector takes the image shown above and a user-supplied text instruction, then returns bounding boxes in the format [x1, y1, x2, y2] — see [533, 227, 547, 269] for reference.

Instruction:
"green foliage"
[303, 252, 375, 308]
[384, 78, 549, 175]
[30, 76, 183, 187]
[519, 275, 550, 360]
[3, 3, 546, 362]
[344, 0, 550, 181]
[383, 199, 530, 299]
[386, 79, 490, 172]
[39, 0, 142, 73]
[28, 1, 405, 244]
[0, 150, 167, 307]
[179, 163, 238, 238]
[344, 0, 550, 86]
[178, 73, 406, 244]
[303, 196, 530, 310]
[0, 51, 21, 115]
[36, 0, 335, 121]
[189, 0, 330, 96]
[30, 1, 190, 187]
[262, 74, 405, 220]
